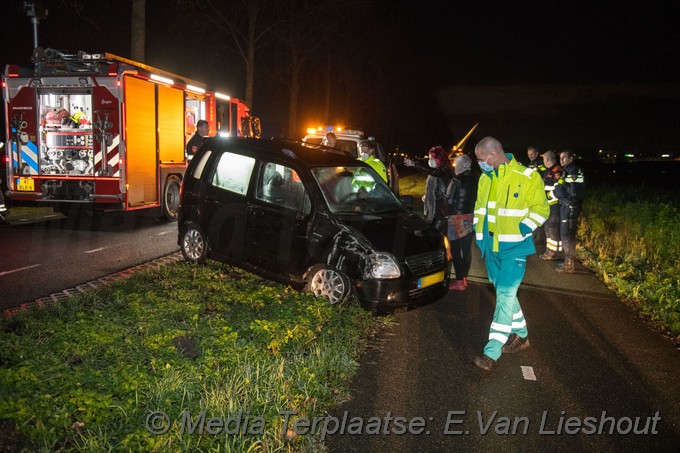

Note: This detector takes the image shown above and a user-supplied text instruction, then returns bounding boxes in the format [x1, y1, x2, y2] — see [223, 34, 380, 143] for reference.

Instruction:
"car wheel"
[162, 175, 182, 221]
[306, 266, 351, 305]
[180, 224, 207, 263]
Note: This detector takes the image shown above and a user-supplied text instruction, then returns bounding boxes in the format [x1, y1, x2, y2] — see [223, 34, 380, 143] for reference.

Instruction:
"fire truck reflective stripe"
[94, 135, 120, 176]
[108, 135, 120, 176]
[12, 141, 39, 175]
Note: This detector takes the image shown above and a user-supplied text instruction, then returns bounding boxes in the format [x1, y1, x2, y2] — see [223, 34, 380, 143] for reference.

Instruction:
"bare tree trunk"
[245, 35, 256, 110]
[288, 50, 301, 138]
[324, 54, 331, 124]
[131, 0, 146, 61]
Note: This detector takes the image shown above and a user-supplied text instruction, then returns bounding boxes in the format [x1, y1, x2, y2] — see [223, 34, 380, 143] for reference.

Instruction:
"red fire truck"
[2, 48, 260, 220]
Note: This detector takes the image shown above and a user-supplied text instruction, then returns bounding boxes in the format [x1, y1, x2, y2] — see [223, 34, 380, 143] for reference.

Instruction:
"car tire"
[162, 175, 182, 221]
[306, 266, 352, 305]
[180, 224, 208, 263]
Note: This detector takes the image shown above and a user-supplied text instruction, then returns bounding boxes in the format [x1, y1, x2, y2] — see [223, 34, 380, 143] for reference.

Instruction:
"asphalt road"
[325, 246, 680, 452]
[0, 207, 180, 310]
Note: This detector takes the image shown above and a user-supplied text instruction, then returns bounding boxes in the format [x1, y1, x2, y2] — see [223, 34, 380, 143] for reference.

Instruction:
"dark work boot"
[472, 354, 496, 371]
[556, 258, 575, 273]
[541, 250, 560, 261]
[502, 334, 530, 353]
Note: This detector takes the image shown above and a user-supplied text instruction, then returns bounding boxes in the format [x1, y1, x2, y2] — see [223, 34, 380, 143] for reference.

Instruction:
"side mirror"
[400, 195, 414, 208]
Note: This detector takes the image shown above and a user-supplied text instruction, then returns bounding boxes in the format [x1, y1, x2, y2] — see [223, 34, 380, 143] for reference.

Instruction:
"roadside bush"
[579, 185, 680, 336]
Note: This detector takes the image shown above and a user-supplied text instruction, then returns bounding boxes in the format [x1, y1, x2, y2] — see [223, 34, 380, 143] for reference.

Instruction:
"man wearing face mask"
[404, 146, 454, 234]
[357, 140, 388, 182]
[471, 137, 549, 371]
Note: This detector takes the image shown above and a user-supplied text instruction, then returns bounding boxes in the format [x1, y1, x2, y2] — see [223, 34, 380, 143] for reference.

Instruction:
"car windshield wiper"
[333, 209, 361, 214]
[371, 207, 403, 214]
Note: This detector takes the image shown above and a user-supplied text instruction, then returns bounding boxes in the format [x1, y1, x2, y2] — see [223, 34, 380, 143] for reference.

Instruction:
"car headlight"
[365, 253, 401, 279]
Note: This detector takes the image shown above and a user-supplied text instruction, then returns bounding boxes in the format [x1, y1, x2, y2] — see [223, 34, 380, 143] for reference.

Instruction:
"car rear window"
[211, 151, 255, 195]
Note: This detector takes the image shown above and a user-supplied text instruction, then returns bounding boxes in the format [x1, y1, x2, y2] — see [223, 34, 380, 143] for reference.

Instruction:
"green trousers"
[482, 244, 529, 360]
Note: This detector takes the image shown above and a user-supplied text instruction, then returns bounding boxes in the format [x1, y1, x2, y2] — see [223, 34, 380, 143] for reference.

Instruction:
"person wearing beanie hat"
[404, 146, 454, 235]
[445, 154, 477, 290]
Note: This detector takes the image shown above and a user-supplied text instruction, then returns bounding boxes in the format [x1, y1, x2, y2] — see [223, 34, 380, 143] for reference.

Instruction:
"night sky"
[2, 0, 679, 156]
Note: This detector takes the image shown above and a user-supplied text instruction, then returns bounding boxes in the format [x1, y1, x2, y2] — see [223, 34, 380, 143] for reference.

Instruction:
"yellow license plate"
[16, 177, 35, 191]
[417, 271, 445, 289]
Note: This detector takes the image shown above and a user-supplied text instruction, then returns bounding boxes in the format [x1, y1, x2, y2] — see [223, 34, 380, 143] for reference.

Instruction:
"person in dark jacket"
[527, 146, 546, 174]
[445, 154, 477, 290]
[404, 146, 454, 235]
[186, 120, 210, 158]
[540, 150, 564, 260]
[0, 180, 8, 225]
[554, 149, 585, 273]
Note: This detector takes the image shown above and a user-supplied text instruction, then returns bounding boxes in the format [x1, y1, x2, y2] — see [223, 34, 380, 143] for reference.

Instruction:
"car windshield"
[311, 166, 404, 214]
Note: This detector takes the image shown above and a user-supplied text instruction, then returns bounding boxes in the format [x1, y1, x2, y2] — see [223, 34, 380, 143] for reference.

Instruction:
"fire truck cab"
[2, 48, 257, 220]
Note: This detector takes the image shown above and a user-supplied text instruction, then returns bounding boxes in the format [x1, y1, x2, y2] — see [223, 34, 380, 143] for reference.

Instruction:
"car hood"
[334, 212, 444, 261]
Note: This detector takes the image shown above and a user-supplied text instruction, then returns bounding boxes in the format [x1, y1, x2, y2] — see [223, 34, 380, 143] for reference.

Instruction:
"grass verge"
[0, 261, 380, 451]
[578, 184, 680, 337]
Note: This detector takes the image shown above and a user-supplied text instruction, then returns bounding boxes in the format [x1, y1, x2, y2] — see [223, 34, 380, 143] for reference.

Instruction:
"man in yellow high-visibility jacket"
[472, 137, 549, 371]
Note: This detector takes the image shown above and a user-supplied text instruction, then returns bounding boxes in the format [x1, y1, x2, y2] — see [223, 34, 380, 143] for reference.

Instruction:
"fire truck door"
[124, 76, 158, 206]
[157, 84, 184, 163]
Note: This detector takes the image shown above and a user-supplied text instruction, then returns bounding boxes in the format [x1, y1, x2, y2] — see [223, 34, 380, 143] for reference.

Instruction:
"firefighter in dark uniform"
[540, 150, 564, 260]
[186, 120, 210, 159]
[554, 149, 585, 273]
[527, 146, 547, 248]
[0, 182, 8, 225]
[527, 146, 546, 175]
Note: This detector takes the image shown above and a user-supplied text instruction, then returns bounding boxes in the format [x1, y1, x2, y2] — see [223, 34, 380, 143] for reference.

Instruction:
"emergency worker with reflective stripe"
[554, 149, 585, 273]
[471, 137, 549, 371]
[527, 146, 546, 176]
[540, 150, 564, 260]
[357, 140, 387, 182]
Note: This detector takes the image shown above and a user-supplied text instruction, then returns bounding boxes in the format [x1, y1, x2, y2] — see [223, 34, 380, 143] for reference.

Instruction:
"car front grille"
[404, 250, 446, 276]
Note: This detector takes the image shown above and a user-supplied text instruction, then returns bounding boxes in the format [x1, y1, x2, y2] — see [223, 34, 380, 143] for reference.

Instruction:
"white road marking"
[157, 231, 170, 236]
[0, 264, 42, 277]
[521, 366, 537, 381]
[85, 247, 107, 254]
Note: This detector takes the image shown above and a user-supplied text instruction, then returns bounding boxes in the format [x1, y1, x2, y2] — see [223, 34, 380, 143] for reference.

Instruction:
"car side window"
[256, 162, 311, 214]
[211, 151, 255, 196]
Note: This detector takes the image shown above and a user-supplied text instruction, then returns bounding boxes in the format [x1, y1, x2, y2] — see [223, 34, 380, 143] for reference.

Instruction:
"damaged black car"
[178, 137, 449, 312]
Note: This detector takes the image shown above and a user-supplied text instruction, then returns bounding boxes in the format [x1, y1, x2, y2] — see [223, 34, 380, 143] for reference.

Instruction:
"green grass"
[0, 262, 380, 451]
[578, 185, 680, 336]
[398, 172, 426, 214]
